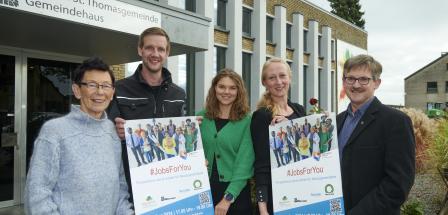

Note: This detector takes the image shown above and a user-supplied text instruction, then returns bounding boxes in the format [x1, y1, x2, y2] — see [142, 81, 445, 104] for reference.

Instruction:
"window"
[186, 54, 195, 115]
[331, 71, 335, 111]
[185, 0, 195, 12]
[286, 24, 292, 48]
[331, 40, 335, 61]
[427, 82, 438, 93]
[242, 7, 252, 37]
[446, 81, 448, 93]
[318, 68, 322, 100]
[214, 46, 226, 74]
[446, 63, 448, 71]
[303, 65, 308, 106]
[287, 61, 293, 99]
[266, 16, 274, 42]
[214, 0, 227, 28]
[318, 35, 322, 57]
[303, 30, 308, 53]
[242, 53, 252, 98]
[427, 102, 443, 110]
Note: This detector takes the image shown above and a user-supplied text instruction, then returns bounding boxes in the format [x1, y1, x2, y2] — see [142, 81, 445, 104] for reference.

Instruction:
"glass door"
[25, 57, 79, 170]
[0, 48, 83, 209]
[0, 53, 19, 207]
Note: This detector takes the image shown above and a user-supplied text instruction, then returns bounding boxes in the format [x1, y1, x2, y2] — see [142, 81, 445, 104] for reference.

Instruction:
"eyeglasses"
[79, 82, 114, 91]
[343, 76, 372, 85]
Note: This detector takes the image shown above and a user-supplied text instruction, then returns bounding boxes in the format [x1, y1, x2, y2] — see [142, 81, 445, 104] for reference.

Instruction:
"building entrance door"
[25, 57, 79, 171]
[0, 47, 82, 209]
[0, 53, 20, 208]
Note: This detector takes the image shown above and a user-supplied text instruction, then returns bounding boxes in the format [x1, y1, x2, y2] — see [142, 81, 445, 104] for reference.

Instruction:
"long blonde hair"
[256, 58, 292, 116]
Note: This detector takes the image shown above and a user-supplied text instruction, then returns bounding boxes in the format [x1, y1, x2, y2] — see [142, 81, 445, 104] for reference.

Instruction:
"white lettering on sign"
[1, 0, 161, 35]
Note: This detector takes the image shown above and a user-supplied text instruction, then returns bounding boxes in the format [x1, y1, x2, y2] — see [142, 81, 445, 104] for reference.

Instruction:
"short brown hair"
[205, 68, 250, 121]
[343, 54, 382, 80]
[138, 27, 171, 52]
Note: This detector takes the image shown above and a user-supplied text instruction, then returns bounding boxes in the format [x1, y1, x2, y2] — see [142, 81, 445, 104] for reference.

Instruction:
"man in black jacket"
[108, 27, 186, 202]
[337, 54, 415, 214]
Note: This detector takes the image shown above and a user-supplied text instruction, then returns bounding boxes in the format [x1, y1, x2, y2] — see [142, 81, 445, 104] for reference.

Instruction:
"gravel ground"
[406, 168, 446, 214]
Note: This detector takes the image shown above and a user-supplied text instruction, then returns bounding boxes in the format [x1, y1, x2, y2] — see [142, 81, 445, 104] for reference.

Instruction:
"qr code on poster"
[329, 199, 342, 213]
[198, 192, 210, 205]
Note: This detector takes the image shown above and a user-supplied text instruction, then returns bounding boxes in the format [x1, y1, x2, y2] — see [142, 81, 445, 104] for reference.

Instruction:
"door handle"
[13, 132, 19, 150]
[1, 132, 18, 149]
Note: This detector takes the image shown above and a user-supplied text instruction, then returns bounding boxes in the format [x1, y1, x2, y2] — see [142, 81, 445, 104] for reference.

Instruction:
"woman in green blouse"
[198, 69, 255, 215]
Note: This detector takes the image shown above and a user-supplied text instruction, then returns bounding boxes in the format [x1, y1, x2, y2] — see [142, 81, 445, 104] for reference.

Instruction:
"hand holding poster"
[270, 113, 344, 214]
[124, 117, 213, 215]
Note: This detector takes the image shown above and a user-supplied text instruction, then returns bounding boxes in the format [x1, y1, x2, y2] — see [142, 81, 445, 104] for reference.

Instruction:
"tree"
[328, 0, 365, 29]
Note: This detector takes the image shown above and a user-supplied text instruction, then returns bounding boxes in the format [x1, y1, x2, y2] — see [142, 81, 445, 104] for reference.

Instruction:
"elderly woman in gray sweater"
[25, 57, 133, 214]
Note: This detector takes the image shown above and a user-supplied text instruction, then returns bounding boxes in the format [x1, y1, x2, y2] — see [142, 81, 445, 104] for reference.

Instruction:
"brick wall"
[111, 64, 125, 80]
[267, 0, 367, 49]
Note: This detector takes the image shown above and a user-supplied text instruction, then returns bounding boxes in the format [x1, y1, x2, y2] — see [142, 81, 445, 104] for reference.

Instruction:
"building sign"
[0, 0, 161, 35]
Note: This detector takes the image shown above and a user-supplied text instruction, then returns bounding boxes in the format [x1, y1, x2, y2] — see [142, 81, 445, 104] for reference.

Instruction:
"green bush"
[428, 119, 448, 169]
[401, 200, 424, 215]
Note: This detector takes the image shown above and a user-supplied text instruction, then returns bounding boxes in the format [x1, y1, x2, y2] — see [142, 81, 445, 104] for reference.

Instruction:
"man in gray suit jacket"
[337, 54, 415, 214]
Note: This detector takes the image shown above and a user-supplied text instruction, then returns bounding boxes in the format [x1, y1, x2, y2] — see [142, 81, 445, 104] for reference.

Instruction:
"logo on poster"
[293, 197, 307, 203]
[279, 196, 292, 206]
[141, 195, 156, 208]
[193, 179, 203, 190]
[325, 184, 335, 195]
[161, 196, 176, 201]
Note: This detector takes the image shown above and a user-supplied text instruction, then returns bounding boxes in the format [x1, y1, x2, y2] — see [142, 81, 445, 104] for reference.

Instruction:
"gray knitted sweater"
[25, 105, 133, 215]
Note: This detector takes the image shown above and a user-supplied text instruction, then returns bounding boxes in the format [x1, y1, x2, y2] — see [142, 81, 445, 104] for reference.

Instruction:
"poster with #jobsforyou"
[269, 113, 344, 214]
[124, 116, 213, 215]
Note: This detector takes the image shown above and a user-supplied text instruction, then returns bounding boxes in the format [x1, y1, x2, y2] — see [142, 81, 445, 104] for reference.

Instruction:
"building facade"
[405, 53, 448, 111]
[164, 0, 367, 114]
[0, 0, 366, 208]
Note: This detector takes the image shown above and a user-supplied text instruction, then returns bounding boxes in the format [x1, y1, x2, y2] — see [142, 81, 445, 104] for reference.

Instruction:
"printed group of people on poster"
[271, 115, 336, 168]
[125, 118, 199, 167]
[24, 26, 416, 215]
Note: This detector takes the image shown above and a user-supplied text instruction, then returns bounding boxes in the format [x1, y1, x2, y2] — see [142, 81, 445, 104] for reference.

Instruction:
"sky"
[309, 0, 448, 105]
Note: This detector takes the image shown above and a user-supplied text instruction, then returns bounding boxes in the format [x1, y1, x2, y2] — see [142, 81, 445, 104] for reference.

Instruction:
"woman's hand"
[271, 115, 287, 125]
[114, 117, 126, 140]
[214, 198, 231, 215]
[258, 202, 269, 215]
[196, 116, 203, 126]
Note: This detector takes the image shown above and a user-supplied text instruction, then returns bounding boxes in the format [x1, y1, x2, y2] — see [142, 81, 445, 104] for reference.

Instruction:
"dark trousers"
[210, 181, 252, 215]
[273, 148, 285, 167]
[121, 143, 133, 203]
[154, 147, 165, 161]
[290, 147, 300, 162]
[130, 147, 142, 165]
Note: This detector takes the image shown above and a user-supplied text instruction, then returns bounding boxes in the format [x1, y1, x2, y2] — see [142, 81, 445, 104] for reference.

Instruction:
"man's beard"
[143, 61, 161, 74]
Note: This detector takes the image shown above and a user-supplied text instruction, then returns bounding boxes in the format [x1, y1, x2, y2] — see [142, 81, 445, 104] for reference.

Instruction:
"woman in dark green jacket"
[198, 69, 255, 215]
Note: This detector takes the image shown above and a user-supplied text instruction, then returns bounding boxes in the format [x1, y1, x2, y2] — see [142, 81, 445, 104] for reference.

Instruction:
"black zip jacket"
[108, 64, 186, 120]
[107, 64, 186, 203]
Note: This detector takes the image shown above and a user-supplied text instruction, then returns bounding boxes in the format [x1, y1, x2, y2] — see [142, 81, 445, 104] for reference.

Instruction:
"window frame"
[427, 81, 438, 94]
[242, 7, 252, 37]
[266, 16, 274, 43]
